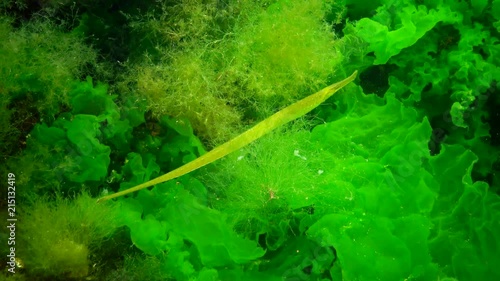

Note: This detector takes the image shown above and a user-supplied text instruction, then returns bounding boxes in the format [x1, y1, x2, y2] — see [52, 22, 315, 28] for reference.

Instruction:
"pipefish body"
[97, 71, 357, 202]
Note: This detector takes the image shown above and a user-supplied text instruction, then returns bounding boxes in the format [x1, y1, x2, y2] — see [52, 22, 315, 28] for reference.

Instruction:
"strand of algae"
[97, 71, 357, 202]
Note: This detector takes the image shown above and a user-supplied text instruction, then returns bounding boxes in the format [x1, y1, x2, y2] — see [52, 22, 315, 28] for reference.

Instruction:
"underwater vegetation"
[0, 0, 499, 280]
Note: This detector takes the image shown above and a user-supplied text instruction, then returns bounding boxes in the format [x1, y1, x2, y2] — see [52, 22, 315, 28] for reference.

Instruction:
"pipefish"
[97, 71, 357, 202]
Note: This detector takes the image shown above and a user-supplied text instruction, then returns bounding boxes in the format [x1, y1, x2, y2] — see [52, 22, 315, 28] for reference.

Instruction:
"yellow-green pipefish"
[97, 71, 357, 202]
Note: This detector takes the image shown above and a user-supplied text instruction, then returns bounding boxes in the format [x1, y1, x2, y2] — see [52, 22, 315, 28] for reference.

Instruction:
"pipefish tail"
[97, 71, 357, 202]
